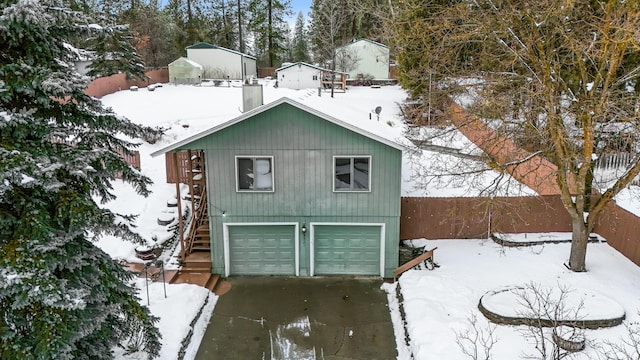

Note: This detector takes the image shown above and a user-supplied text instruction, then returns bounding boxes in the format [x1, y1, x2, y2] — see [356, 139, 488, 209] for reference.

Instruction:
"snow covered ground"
[384, 238, 640, 359]
[97, 81, 640, 359]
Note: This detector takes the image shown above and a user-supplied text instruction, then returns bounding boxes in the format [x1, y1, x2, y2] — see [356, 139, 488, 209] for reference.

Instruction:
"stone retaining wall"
[478, 294, 625, 330]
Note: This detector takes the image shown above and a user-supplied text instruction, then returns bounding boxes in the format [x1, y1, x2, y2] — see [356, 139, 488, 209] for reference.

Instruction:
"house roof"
[338, 38, 389, 49]
[169, 57, 203, 69]
[276, 62, 348, 75]
[276, 62, 328, 72]
[185, 42, 257, 60]
[150, 97, 405, 157]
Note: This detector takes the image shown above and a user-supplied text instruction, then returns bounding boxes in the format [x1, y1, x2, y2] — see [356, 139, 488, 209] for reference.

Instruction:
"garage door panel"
[314, 225, 381, 276]
[228, 225, 295, 275]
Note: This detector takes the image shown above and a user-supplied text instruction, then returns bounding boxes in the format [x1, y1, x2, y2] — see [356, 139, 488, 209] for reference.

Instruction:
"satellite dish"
[374, 106, 382, 121]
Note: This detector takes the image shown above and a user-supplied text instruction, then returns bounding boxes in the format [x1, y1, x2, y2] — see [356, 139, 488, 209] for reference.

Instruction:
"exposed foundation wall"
[85, 68, 169, 98]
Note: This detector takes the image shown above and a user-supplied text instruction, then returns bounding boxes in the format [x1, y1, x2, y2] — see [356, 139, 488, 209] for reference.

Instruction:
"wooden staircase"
[168, 150, 230, 295]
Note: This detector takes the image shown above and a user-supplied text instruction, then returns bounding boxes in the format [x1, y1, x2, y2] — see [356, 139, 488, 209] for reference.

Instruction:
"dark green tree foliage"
[0, 0, 162, 358]
[164, 0, 209, 55]
[247, 0, 292, 67]
[91, 0, 175, 68]
[292, 11, 310, 63]
[86, 23, 146, 80]
[129, 2, 175, 68]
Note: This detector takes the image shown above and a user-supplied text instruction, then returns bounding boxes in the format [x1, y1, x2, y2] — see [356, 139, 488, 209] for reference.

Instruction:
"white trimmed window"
[333, 156, 371, 191]
[236, 156, 274, 192]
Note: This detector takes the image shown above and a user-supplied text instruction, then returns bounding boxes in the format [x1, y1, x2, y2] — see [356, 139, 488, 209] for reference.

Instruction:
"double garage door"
[225, 223, 383, 276]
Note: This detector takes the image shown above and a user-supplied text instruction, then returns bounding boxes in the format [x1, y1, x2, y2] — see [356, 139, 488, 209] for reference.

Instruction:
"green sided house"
[152, 98, 403, 278]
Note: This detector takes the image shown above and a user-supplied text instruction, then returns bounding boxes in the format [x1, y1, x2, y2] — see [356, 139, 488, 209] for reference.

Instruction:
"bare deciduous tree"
[387, 0, 640, 272]
[455, 313, 499, 360]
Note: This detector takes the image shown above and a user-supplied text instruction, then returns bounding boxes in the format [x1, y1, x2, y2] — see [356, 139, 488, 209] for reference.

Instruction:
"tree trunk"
[568, 217, 588, 272]
[267, 0, 273, 68]
[237, 0, 244, 54]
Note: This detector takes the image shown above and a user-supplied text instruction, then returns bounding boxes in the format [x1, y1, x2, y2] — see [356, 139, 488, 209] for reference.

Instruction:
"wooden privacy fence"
[401, 196, 640, 266]
[85, 68, 169, 98]
[594, 202, 640, 266]
[258, 67, 276, 78]
[400, 196, 572, 240]
[118, 150, 140, 169]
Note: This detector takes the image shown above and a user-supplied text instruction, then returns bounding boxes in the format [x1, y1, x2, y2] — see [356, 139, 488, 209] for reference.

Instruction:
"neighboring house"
[152, 97, 403, 278]
[168, 57, 203, 85]
[335, 39, 390, 80]
[276, 62, 325, 90]
[186, 42, 257, 80]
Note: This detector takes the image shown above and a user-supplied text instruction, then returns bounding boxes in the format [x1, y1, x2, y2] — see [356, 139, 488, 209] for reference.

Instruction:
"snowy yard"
[385, 238, 640, 359]
[98, 82, 640, 359]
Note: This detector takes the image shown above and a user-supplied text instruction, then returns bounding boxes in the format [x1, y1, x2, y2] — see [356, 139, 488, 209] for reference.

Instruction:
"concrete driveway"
[195, 277, 397, 360]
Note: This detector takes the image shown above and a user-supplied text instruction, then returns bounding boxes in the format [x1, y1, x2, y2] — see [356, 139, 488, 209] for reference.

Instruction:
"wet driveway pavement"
[194, 276, 397, 360]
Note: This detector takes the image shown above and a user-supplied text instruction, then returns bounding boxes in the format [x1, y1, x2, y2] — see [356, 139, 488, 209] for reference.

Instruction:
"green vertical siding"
[179, 103, 402, 277]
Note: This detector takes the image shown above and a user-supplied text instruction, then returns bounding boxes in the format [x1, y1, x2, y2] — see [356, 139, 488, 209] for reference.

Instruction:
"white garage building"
[185, 42, 257, 80]
[275, 62, 327, 90]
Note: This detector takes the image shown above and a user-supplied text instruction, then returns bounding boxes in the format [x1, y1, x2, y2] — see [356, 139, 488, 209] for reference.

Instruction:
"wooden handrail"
[393, 247, 438, 281]
[184, 186, 207, 256]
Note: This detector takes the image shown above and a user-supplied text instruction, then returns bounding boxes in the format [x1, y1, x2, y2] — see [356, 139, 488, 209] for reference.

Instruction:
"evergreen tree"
[86, 23, 146, 80]
[292, 11, 310, 63]
[129, 1, 175, 68]
[0, 0, 163, 358]
[247, 0, 292, 67]
[206, 0, 240, 50]
[164, 0, 209, 55]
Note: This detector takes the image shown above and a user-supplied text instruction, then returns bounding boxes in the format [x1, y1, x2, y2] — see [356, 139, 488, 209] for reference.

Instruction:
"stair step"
[192, 242, 209, 247]
[165, 270, 180, 284]
[205, 274, 220, 292]
[213, 278, 232, 296]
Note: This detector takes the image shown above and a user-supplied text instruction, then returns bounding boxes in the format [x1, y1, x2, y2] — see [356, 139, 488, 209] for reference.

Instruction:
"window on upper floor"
[333, 156, 371, 192]
[236, 156, 274, 192]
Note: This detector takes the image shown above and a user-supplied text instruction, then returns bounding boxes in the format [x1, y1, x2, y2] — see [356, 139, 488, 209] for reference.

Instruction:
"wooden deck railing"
[393, 247, 438, 281]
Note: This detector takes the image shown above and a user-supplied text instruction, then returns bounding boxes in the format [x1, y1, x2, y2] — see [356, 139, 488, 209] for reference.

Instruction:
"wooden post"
[187, 150, 195, 205]
[199, 150, 206, 195]
[172, 151, 185, 259]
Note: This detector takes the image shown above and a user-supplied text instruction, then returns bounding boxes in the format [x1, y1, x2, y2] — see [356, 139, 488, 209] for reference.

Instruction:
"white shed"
[275, 62, 326, 90]
[168, 57, 203, 84]
[335, 39, 390, 80]
[185, 42, 257, 80]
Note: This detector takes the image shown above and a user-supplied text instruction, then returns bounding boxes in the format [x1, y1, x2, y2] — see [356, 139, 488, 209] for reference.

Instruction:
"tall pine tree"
[247, 0, 292, 67]
[0, 0, 162, 358]
[292, 11, 310, 63]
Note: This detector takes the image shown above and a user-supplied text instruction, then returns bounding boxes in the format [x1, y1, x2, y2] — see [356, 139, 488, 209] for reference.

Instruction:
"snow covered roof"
[338, 38, 389, 49]
[169, 57, 203, 69]
[150, 97, 406, 157]
[276, 62, 348, 75]
[276, 62, 327, 72]
[185, 42, 257, 60]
